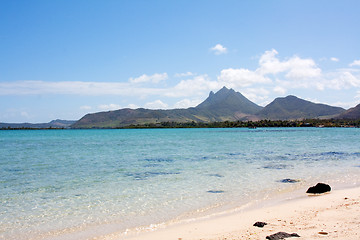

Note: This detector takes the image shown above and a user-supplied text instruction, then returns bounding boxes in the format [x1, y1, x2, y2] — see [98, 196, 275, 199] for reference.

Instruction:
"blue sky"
[1, 0, 360, 122]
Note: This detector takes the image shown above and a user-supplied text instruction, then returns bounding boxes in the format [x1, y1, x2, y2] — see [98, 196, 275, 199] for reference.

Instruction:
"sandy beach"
[98, 185, 360, 240]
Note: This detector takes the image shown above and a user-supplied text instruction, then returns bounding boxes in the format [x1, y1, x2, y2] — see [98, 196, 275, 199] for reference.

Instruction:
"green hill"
[335, 103, 360, 120]
[256, 95, 345, 120]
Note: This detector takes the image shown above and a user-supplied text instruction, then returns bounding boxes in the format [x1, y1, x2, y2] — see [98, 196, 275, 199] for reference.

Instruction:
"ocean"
[1, 128, 360, 240]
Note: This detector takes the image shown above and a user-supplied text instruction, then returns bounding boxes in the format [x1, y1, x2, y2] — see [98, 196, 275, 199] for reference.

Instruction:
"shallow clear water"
[1, 128, 360, 239]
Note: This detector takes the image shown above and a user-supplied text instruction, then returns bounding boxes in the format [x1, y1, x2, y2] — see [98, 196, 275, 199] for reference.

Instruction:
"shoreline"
[97, 184, 360, 240]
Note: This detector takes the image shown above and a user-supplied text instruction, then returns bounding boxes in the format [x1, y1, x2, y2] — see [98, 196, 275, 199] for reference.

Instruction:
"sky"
[1, 0, 360, 123]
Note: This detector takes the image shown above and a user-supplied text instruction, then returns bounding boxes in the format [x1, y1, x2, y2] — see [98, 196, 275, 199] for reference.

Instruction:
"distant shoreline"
[1, 118, 359, 130]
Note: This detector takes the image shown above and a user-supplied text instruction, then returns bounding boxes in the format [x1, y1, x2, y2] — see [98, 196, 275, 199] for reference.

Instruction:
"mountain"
[72, 87, 263, 128]
[0, 119, 76, 129]
[256, 95, 346, 120]
[196, 86, 263, 118]
[71, 108, 204, 128]
[335, 104, 360, 119]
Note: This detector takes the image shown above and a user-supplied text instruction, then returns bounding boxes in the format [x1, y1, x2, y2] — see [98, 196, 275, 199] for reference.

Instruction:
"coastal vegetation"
[119, 119, 360, 129]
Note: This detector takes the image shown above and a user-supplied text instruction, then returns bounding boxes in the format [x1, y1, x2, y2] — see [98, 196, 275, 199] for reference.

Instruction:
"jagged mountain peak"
[196, 86, 262, 115]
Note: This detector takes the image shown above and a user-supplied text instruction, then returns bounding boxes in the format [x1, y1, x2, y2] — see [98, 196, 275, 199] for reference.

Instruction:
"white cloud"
[210, 44, 228, 55]
[258, 49, 287, 75]
[274, 78, 324, 91]
[129, 73, 168, 84]
[242, 88, 270, 104]
[284, 56, 322, 80]
[273, 86, 287, 95]
[127, 104, 139, 109]
[350, 60, 360, 67]
[144, 100, 168, 109]
[328, 71, 360, 90]
[173, 98, 202, 109]
[98, 104, 121, 111]
[257, 49, 322, 80]
[330, 57, 339, 62]
[218, 68, 271, 88]
[166, 75, 220, 97]
[356, 90, 360, 99]
[331, 100, 359, 109]
[174, 72, 194, 78]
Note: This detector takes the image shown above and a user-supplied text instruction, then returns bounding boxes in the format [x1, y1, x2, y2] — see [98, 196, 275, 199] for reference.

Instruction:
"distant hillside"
[71, 108, 204, 128]
[335, 104, 360, 120]
[256, 95, 345, 120]
[71, 87, 354, 128]
[0, 119, 76, 129]
[72, 87, 262, 128]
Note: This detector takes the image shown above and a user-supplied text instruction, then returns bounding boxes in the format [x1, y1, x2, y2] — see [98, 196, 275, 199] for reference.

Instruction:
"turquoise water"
[1, 128, 360, 239]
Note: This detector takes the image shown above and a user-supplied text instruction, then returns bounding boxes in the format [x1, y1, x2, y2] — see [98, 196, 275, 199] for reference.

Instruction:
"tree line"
[123, 119, 360, 129]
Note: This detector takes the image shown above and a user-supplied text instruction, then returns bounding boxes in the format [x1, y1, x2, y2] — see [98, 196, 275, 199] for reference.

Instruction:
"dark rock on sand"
[279, 178, 300, 183]
[207, 190, 224, 193]
[253, 221, 267, 228]
[266, 232, 300, 240]
[306, 183, 331, 194]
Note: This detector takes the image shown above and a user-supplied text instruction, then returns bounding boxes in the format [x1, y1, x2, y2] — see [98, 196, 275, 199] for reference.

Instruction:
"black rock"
[253, 221, 267, 228]
[306, 183, 331, 194]
[266, 232, 300, 240]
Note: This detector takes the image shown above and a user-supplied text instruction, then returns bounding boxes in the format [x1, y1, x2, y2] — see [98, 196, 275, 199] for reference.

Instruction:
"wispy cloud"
[129, 73, 168, 84]
[173, 98, 202, 109]
[127, 103, 139, 109]
[174, 72, 194, 78]
[350, 60, 360, 67]
[273, 86, 287, 95]
[0, 80, 165, 96]
[144, 100, 168, 109]
[165, 75, 219, 97]
[98, 104, 122, 111]
[330, 57, 339, 62]
[210, 44, 227, 55]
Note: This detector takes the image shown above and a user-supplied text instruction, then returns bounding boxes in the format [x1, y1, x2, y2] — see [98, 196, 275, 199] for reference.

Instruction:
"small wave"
[4, 168, 23, 173]
[320, 151, 346, 156]
[143, 158, 174, 163]
[263, 164, 289, 170]
[207, 190, 225, 194]
[207, 174, 224, 178]
[125, 171, 180, 180]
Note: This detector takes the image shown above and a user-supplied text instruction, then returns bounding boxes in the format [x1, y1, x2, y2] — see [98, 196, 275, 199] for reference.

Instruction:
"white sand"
[97, 186, 360, 240]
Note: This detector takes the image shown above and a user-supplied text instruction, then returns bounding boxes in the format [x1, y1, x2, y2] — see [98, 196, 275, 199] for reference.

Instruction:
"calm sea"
[1, 128, 360, 239]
